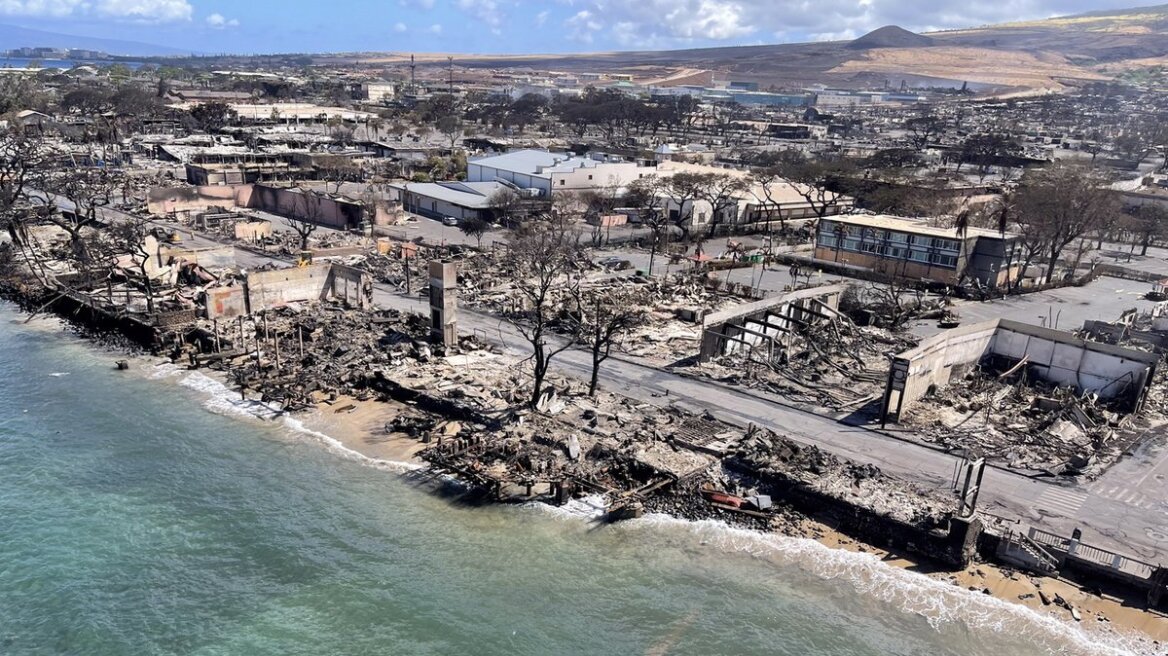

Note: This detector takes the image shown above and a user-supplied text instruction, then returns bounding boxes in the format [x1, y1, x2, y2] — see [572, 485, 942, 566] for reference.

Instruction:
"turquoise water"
[0, 303, 1146, 655]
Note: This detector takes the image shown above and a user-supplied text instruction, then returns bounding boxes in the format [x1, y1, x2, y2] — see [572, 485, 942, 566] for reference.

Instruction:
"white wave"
[177, 370, 283, 422]
[171, 367, 424, 475]
[281, 413, 422, 475]
[149, 362, 184, 380]
[626, 513, 1155, 656]
[48, 372, 69, 377]
[525, 493, 609, 521]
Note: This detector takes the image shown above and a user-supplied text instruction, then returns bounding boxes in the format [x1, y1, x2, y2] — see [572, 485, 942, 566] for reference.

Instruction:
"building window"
[559, 179, 565, 186]
[934, 238, 959, 252]
[588, 174, 593, 180]
[931, 253, 958, 268]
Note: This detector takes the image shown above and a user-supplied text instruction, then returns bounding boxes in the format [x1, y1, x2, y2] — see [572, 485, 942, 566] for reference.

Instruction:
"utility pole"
[410, 54, 416, 95]
[447, 56, 453, 95]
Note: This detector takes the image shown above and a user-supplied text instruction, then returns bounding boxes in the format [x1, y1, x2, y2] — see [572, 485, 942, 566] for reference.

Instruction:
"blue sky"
[0, 0, 1151, 55]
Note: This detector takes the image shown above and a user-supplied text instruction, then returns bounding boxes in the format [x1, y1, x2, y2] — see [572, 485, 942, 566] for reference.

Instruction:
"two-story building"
[813, 214, 1022, 288]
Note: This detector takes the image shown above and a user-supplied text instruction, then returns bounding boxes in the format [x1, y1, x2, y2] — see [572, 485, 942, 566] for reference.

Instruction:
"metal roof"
[402, 181, 508, 209]
[468, 149, 569, 176]
[821, 214, 1017, 240]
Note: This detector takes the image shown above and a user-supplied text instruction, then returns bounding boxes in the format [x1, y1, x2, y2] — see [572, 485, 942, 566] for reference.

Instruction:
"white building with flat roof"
[466, 149, 658, 195]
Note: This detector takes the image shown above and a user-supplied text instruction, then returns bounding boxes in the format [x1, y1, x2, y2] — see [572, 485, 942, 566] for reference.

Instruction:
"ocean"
[0, 301, 1147, 655]
[0, 58, 145, 71]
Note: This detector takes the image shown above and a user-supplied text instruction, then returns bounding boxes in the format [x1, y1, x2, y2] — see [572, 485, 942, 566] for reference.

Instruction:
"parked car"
[598, 256, 632, 271]
[442, 216, 460, 226]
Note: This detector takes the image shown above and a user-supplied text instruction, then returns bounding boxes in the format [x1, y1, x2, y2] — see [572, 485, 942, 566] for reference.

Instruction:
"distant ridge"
[846, 25, 935, 50]
[0, 23, 195, 57]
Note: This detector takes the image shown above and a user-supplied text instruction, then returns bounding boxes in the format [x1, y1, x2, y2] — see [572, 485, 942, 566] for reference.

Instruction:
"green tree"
[189, 101, 237, 132]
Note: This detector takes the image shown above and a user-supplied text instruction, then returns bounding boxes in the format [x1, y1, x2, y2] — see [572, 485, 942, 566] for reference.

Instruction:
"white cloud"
[393, 21, 407, 32]
[457, 0, 502, 34]
[398, 0, 435, 8]
[0, 0, 193, 22]
[556, 0, 1145, 49]
[565, 9, 602, 43]
[535, 9, 548, 26]
[427, 22, 442, 34]
[205, 12, 239, 28]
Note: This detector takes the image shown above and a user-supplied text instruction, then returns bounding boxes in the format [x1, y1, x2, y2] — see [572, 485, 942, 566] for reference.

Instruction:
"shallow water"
[0, 303, 1146, 655]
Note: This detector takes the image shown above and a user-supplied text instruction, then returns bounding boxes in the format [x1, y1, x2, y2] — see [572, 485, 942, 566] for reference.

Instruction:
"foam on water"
[166, 366, 422, 475]
[627, 513, 1156, 656]
[177, 370, 285, 422]
[525, 493, 609, 521]
[281, 413, 422, 475]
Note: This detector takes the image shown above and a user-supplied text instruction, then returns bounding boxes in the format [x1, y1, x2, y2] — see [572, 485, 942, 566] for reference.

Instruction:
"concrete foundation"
[884, 318, 1160, 420]
[204, 263, 372, 319]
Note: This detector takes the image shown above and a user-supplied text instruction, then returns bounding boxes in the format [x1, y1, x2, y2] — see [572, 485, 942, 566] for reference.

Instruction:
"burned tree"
[570, 286, 649, 396]
[287, 190, 322, 250]
[660, 171, 707, 239]
[189, 101, 237, 132]
[1013, 165, 1119, 284]
[43, 167, 118, 267]
[1123, 205, 1168, 256]
[747, 167, 786, 234]
[767, 152, 850, 220]
[696, 173, 748, 238]
[905, 111, 945, 151]
[104, 217, 161, 314]
[0, 128, 52, 285]
[500, 222, 583, 409]
[626, 175, 670, 275]
[487, 186, 522, 225]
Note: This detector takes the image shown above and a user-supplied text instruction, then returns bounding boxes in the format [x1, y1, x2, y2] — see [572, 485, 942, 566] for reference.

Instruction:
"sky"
[0, 0, 1156, 55]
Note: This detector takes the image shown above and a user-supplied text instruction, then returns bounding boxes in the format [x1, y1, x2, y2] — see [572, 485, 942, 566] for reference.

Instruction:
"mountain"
[0, 23, 195, 57]
[846, 26, 935, 50]
[400, 3, 1168, 94]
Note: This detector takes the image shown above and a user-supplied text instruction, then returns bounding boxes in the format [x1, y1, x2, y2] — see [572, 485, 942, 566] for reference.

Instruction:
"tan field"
[829, 46, 1109, 89]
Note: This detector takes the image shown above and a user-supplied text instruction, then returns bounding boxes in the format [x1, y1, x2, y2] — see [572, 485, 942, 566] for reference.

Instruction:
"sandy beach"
[816, 527, 1168, 645]
[299, 394, 430, 465]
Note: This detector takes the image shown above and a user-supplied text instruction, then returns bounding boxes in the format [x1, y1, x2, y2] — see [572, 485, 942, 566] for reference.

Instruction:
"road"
[55, 196, 1168, 563]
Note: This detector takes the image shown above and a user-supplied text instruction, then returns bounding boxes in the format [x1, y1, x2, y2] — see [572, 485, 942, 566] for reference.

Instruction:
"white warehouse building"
[466, 149, 658, 196]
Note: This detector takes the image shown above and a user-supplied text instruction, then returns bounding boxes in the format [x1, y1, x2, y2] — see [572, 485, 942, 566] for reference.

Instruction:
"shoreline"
[278, 394, 1168, 650]
[4, 300, 1167, 653]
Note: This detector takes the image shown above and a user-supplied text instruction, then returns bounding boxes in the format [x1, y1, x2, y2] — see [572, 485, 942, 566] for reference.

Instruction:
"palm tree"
[953, 207, 972, 283]
[832, 223, 848, 262]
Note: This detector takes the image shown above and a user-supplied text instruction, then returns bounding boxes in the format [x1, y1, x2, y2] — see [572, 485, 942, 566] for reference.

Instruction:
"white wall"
[548, 162, 655, 192]
[467, 164, 551, 194]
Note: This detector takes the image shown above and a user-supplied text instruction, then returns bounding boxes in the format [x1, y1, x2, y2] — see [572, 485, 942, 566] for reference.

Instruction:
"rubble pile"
[905, 366, 1150, 475]
[689, 320, 917, 413]
[730, 428, 953, 527]
[348, 243, 479, 292]
[619, 275, 749, 364]
[420, 390, 745, 510]
[187, 306, 440, 410]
